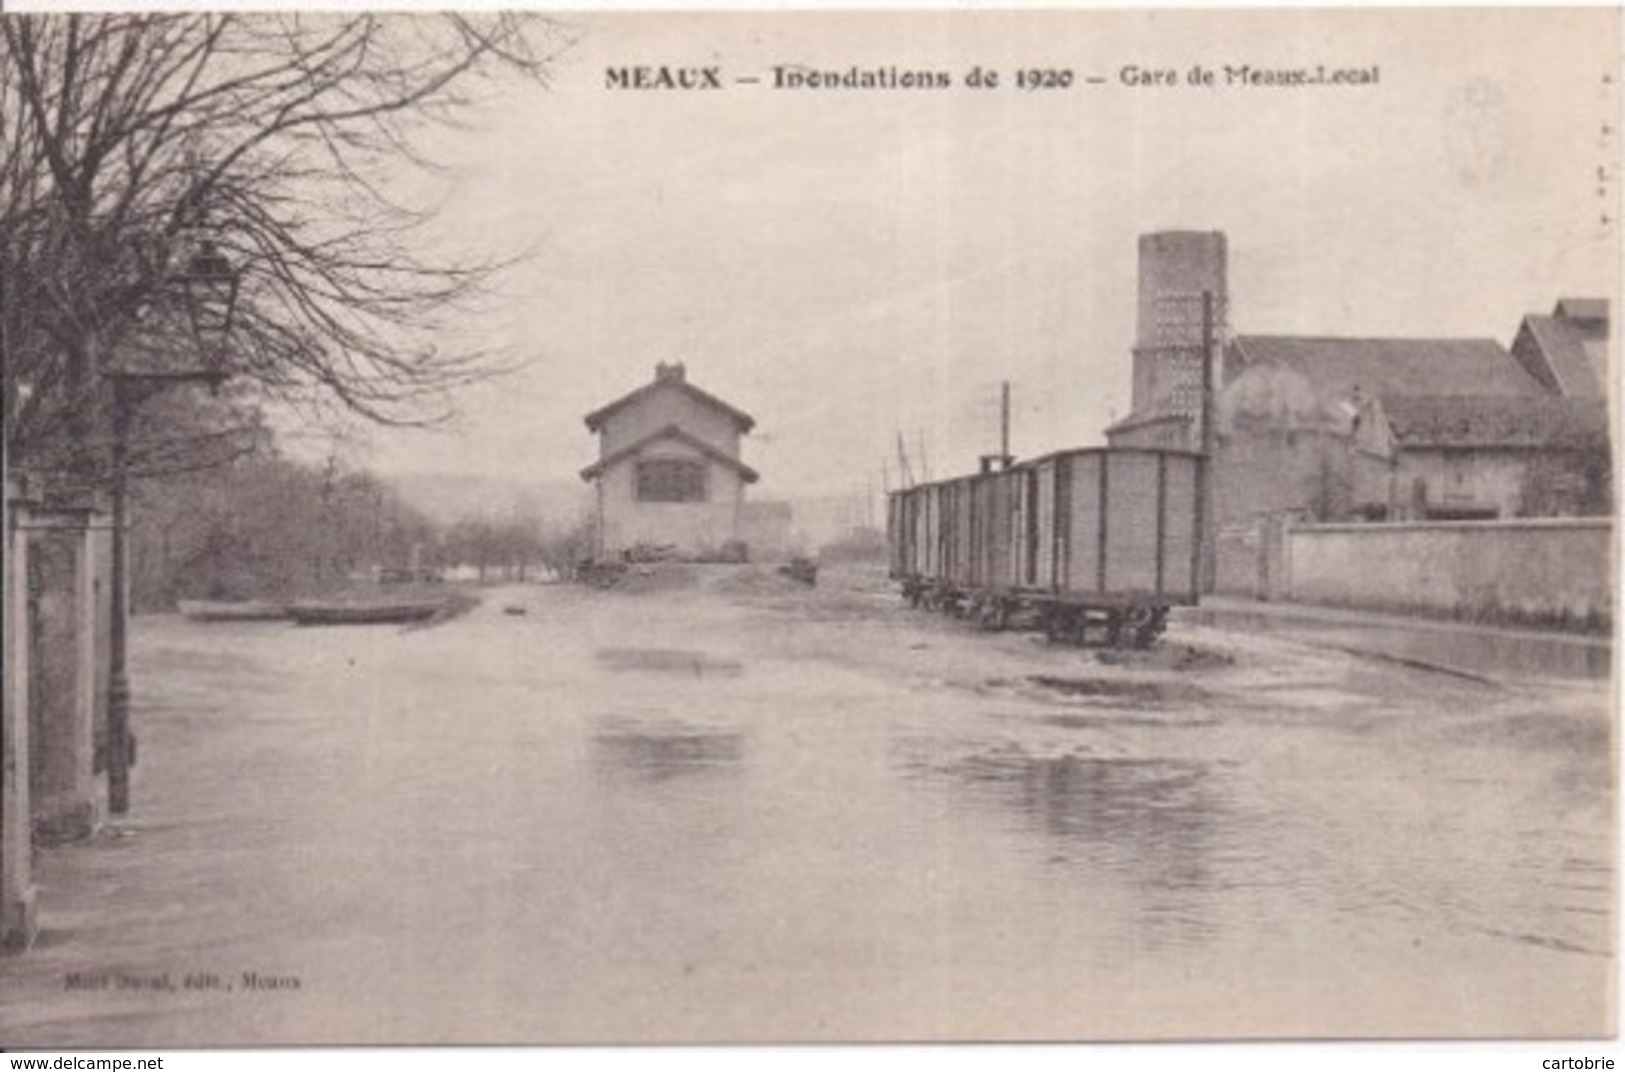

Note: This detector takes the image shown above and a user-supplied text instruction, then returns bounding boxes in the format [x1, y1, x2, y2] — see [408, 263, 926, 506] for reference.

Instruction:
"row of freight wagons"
[886, 447, 1205, 647]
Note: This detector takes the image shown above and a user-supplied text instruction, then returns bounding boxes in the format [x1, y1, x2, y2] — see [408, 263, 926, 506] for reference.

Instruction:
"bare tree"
[1, 13, 561, 483]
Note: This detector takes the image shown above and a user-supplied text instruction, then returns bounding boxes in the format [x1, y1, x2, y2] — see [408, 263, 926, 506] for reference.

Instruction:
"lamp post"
[106, 242, 240, 815]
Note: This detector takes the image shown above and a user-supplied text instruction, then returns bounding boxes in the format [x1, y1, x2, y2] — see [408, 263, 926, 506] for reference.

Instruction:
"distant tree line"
[128, 449, 595, 611]
[441, 510, 593, 585]
[130, 452, 429, 609]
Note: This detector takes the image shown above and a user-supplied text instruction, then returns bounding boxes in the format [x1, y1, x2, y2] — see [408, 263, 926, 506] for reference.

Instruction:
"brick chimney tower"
[1131, 231, 1228, 449]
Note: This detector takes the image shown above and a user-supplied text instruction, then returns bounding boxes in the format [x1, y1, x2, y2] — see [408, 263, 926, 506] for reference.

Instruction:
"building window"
[636, 458, 706, 502]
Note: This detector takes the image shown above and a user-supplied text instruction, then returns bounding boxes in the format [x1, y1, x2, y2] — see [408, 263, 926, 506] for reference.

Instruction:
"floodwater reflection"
[594, 647, 745, 677]
[592, 717, 746, 783]
[899, 738, 1226, 949]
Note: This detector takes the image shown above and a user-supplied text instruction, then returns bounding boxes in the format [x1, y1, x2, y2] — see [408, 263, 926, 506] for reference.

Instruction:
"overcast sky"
[346, 8, 1618, 503]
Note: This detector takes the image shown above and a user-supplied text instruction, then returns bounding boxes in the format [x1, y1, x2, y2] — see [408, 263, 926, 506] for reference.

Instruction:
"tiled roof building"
[1510, 299, 1609, 398]
[1106, 232, 1612, 531]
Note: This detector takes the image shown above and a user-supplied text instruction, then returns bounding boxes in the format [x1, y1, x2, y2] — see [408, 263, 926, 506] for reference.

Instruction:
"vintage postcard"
[0, 6, 1617, 1051]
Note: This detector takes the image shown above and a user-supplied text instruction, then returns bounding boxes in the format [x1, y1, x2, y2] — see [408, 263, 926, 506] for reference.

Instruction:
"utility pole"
[1000, 381, 1013, 468]
[1198, 290, 1218, 594]
[318, 452, 338, 585]
[107, 379, 134, 815]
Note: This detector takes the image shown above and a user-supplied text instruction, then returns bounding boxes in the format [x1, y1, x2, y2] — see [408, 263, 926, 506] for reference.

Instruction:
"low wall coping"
[1291, 518, 1613, 537]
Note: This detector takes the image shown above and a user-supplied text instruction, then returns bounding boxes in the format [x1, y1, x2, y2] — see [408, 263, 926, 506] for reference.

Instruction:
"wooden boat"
[287, 599, 446, 626]
[178, 599, 291, 622]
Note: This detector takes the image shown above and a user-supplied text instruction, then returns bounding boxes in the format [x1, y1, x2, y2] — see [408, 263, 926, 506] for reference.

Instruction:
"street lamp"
[106, 241, 241, 815]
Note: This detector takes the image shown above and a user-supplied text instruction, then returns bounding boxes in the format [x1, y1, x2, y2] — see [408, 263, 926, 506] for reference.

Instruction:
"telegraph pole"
[1000, 381, 1011, 468]
[1199, 291, 1218, 593]
[107, 379, 134, 814]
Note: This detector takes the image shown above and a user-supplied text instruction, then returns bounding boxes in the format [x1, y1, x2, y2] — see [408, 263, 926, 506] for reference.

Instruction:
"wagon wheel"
[1048, 608, 1082, 647]
[1074, 611, 1096, 647]
[1144, 606, 1171, 647]
[981, 597, 1007, 633]
[1102, 609, 1125, 649]
[976, 597, 1011, 632]
[1122, 604, 1168, 649]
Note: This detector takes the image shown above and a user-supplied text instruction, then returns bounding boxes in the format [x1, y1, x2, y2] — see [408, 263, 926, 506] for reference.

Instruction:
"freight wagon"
[887, 447, 1205, 648]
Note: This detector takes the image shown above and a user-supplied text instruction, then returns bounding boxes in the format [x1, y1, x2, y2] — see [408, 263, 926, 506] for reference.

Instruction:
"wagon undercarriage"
[900, 578, 1172, 650]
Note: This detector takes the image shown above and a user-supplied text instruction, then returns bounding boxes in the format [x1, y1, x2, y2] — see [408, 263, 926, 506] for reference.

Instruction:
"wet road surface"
[1, 567, 1612, 1044]
[1187, 598, 1611, 683]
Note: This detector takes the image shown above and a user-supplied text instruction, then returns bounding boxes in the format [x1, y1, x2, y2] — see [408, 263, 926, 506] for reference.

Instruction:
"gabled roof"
[1378, 394, 1608, 449]
[1103, 410, 1191, 436]
[584, 371, 755, 434]
[579, 424, 760, 483]
[1516, 314, 1606, 398]
[1554, 298, 1608, 325]
[1229, 336, 1544, 399]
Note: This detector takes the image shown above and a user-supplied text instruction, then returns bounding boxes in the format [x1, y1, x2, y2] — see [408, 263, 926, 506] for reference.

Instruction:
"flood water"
[1, 575, 1612, 1045]
[1187, 603, 1612, 682]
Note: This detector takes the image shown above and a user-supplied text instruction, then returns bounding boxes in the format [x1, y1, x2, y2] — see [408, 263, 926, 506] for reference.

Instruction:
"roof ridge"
[1378, 391, 1577, 401]
[584, 373, 756, 433]
[580, 422, 760, 483]
[1236, 333, 1505, 345]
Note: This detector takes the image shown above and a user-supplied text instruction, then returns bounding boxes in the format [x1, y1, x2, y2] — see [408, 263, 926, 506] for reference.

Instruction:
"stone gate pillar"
[25, 492, 104, 844]
[3, 474, 40, 951]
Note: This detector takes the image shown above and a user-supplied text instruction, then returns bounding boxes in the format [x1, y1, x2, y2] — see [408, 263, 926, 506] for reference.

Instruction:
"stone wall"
[1284, 518, 1612, 628]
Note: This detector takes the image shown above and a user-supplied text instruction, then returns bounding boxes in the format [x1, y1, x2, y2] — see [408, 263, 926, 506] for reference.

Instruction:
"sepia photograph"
[0, 5, 1618, 1053]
